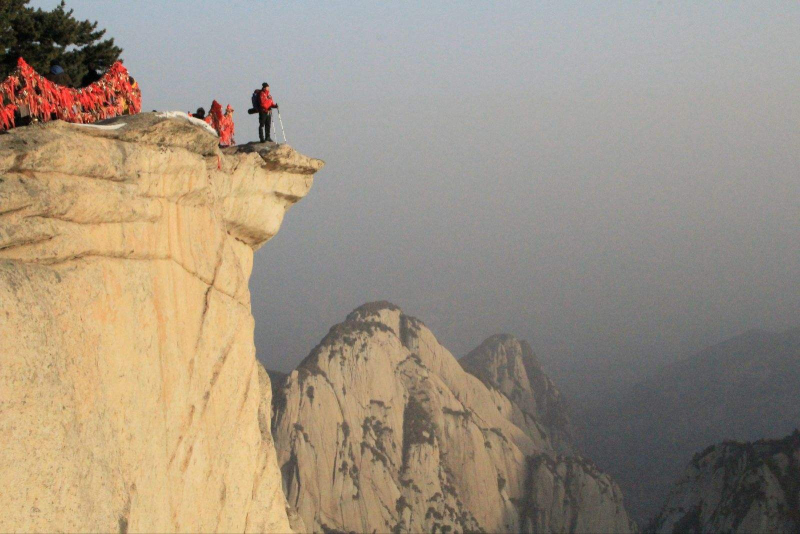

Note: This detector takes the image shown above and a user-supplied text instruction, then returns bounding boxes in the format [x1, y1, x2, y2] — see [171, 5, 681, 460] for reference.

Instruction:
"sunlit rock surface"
[521, 454, 637, 533]
[461, 333, 574, 454]
[0, 114, 322, 533]
[271, 301, 635, 533]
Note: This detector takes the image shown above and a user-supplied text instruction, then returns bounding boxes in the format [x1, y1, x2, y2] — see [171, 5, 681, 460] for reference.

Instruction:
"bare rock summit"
[461, 333, 574, 453]
[271, 301, 636, 533]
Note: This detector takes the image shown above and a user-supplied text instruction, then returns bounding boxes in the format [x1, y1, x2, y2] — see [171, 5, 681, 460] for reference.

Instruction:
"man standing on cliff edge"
[257, 83, 278, 142]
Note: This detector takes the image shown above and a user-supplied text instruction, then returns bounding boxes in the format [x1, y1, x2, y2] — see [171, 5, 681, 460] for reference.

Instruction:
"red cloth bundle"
[204, 99, 235, 147]
[0, 57, 142, 130]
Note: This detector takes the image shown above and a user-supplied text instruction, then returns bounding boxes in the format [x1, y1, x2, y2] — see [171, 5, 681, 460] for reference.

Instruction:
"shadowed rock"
[649, 431, 800, 534]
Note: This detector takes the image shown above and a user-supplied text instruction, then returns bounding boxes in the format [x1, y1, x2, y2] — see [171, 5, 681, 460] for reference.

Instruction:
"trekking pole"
[270, 115, 275, 143]
[277, 110, 287, 144]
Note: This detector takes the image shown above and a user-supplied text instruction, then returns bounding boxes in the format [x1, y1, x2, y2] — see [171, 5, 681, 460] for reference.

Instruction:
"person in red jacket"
[258, 82, 278, 142]
[219, 104, 235, 147]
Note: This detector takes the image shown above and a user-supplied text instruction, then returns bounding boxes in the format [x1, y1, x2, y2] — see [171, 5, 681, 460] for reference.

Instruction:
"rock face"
[0, 114, 322, 532]
[271, 301, 635, 533]
[649, 431, 800, 534]
[461, 334, 573, 453]
[522, 455, 636, 533]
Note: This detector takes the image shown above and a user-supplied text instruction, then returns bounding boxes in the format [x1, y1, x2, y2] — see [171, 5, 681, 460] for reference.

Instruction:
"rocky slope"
[271, 301, 635, 533]
[577, 327, 800, 523]
[649, 431, 800, 533]
[522, 455, 636, 533]
[461, 334, 573, 453]
[0, 114, 322, 532]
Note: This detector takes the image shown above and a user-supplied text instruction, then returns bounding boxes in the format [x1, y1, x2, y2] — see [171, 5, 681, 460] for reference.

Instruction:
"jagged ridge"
[461, 333, 574, 454]
[270, 301, 635, 533]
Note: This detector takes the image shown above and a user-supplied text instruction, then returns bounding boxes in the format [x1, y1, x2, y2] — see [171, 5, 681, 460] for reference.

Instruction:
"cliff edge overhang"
[0, 113, 322, 532]
[0, 112, 323, 271]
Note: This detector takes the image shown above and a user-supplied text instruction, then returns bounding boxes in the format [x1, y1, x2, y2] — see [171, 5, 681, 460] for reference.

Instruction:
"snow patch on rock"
[156, 110, 218, 136]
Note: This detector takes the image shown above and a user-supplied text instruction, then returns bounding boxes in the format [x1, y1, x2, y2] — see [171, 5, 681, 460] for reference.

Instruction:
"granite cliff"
[649, 431, 800, 534]
[0, 114, 322, 532]
[270, 302, 636, 533]
[461, 334, 574, 454]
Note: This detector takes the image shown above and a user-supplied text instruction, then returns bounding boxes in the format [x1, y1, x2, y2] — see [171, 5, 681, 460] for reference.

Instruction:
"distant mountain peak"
[578, 325, 800, 523]
[461, 334, 574, 452]
[270, 304, 633, 533]
[345, 300, 403, 322]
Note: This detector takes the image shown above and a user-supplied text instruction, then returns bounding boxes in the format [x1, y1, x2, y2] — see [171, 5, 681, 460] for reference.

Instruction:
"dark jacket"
[81, 69, 103, 87]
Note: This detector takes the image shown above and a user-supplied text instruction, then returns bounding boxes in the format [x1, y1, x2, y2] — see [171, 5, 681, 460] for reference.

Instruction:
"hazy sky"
[33, 1, 800, 379]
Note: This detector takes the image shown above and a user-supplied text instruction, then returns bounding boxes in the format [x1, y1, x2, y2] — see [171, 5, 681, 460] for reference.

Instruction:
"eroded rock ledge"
[0, 114, 322, 303]
[0, 114, 322, 533]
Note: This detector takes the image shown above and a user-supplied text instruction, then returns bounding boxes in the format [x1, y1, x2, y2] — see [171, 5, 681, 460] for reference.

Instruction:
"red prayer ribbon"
[0, 57, 142, 130]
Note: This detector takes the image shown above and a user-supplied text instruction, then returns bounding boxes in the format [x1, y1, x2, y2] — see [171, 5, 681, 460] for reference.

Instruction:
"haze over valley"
[1, 2, 798, 533]
[29, 1, 797, 379]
